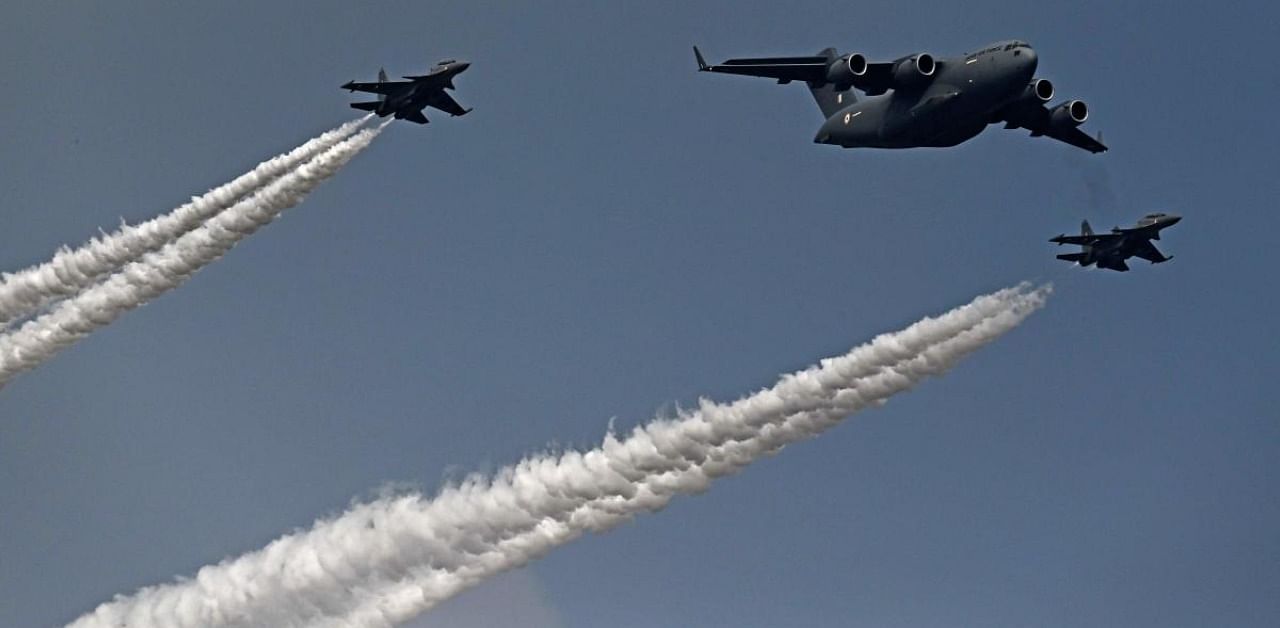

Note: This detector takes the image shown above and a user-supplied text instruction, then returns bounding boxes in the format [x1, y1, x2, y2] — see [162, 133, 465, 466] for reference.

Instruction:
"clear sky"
[1, 1, 1277, 626]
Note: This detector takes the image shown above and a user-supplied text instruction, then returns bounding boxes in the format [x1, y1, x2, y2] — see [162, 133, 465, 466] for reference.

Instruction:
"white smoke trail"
[68, 284, 1049, 628]
[0, 123, 387, 387]
[0, 116, 371, 327]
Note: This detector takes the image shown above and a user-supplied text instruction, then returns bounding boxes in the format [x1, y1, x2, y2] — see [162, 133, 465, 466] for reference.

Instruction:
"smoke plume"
[68, 283, 1049, 628]
[0, 124, 386, 387]
[0, 116, 370, 327]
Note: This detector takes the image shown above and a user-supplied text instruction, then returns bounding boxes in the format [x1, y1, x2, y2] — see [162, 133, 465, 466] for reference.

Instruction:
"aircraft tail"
[1081, 220, 1094, 236]
[350, 101, 381, 112]
[807, 48, 855, 118]
[377, 68, 388, 102]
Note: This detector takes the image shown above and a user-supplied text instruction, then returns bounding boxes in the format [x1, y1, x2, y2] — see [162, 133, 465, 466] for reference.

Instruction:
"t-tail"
[807, 48, 856, 118]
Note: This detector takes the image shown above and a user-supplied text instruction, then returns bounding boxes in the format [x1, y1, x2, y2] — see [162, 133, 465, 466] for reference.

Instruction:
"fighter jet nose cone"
[457, 62, 471, 72]
[1166, 215, 1182, 225]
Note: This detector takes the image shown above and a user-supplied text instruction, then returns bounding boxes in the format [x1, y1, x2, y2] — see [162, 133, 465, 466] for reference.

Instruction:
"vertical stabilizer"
[807, 48, 855, 118]
[1081, 220, 1093, 236]
[377, 68, 388, 102]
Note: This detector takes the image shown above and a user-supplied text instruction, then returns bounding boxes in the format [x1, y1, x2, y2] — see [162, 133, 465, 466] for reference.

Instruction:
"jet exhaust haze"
[0, 116, 372, 328]
[68, 283, 1050, 628]
[0, 122, 388, 387]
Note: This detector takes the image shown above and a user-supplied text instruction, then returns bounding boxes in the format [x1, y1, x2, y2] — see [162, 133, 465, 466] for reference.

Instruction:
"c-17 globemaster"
[341, 59, 471, 124]
[1051, 213, 1182, 272]
[694, 41, 1106, 153]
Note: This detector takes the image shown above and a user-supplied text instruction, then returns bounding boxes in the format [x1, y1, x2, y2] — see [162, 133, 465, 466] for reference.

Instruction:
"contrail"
[0, 123, 387, 387]
[67, 284, 1049, 628]
[0, 116, 371, 328]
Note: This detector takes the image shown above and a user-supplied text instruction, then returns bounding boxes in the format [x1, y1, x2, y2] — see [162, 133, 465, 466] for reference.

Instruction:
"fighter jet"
[1051, 213, 1182, 272]
[694, 41, 1106, 153]
[341, 59, 472, 124]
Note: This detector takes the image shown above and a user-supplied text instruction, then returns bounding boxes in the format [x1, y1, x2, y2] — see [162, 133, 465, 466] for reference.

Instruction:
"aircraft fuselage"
[815, 41, 1037, 148]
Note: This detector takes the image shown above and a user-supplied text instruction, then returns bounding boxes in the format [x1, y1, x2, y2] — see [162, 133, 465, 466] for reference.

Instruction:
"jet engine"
[891, 53, 936, 89]
[1024, 78, 1055, 103]
[825, 53, 868, 87]
[1049, 99, 1089, 128]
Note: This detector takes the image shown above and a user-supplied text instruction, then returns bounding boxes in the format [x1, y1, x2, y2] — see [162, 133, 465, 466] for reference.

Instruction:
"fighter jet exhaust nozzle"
[891, 53, 936, 89]
[825, 53, 868, 87]
[1050, 99, 1089, 128]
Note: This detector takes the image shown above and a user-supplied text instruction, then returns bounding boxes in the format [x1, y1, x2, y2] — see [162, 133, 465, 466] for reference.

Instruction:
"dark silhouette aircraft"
[341, 59, 471, 124]
[694, 41, 1106, 153]
[1051, 213, 1182, 272]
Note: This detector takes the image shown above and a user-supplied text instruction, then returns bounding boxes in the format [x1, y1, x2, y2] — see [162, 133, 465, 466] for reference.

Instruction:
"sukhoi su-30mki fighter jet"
[1051, 213, 1182, 272]
[342, 59, 472, 124]
[694, 41, 1107, 153]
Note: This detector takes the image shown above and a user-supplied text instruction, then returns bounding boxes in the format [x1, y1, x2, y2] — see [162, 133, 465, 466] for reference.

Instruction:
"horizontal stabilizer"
[1056, 253, 1088, 264]
[396, 109, 429, 124]
[350, 101, 380, 112]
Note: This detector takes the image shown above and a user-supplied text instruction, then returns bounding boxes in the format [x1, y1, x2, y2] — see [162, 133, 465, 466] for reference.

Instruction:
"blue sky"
[1, 1, 1277, 626]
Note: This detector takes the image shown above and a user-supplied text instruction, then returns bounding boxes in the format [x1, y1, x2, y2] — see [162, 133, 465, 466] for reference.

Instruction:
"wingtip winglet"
[693, 46, 709, 71]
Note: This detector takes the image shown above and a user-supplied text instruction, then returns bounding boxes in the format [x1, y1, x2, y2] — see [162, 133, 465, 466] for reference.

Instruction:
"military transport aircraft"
[341, 59, 472, 124]
[1051, 213, 1182, 272]
[694, 41, 1106, 153]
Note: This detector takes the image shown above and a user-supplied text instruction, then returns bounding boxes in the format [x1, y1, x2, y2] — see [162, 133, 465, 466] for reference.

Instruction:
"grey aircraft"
[694, 41, 1106, 153]
[341, 59, 472, 124]
[1051, 213, 1182, 272]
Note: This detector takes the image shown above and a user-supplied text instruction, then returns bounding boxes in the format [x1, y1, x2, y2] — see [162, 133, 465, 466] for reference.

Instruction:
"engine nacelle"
[1050, 99, 1089, 128]
[891, 53, 936, 89]
[1023, 78, 1055, 103]
[825, 53, 868, 87]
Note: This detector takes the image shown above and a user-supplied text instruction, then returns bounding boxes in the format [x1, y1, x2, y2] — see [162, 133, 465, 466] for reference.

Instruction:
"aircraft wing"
[996, 101, 1108, 153]
[427, 90, 471, 117]
[1131, 240, 1170, 264]
[699, 53, 829, 82]
[1042, 125, 1109, 154]
[1050, 232, 1116, 246]
[342, 80, 411, 95]
[695, 47, 896, 93]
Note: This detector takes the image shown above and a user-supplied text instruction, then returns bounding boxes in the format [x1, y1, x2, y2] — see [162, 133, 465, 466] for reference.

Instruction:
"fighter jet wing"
[1050, 233, 1115, 246]
[427, 91, 471, 117]
[342, 80, 412, 95]
[1131, 240, 1170, 264]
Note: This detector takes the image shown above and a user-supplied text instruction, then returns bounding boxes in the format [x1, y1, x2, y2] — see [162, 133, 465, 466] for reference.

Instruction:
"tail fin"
[807, 48, 854, 118]
[350, 101, 381, 112]
[377, 68, 388, 102]
[1081, 220, 1094, 236]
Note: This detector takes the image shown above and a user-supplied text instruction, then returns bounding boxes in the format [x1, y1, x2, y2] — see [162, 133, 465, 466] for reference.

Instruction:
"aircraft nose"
[1164, 214, 1182, 225]
[456, 61, 471, 72]
[1019, 47, 1038, 74]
